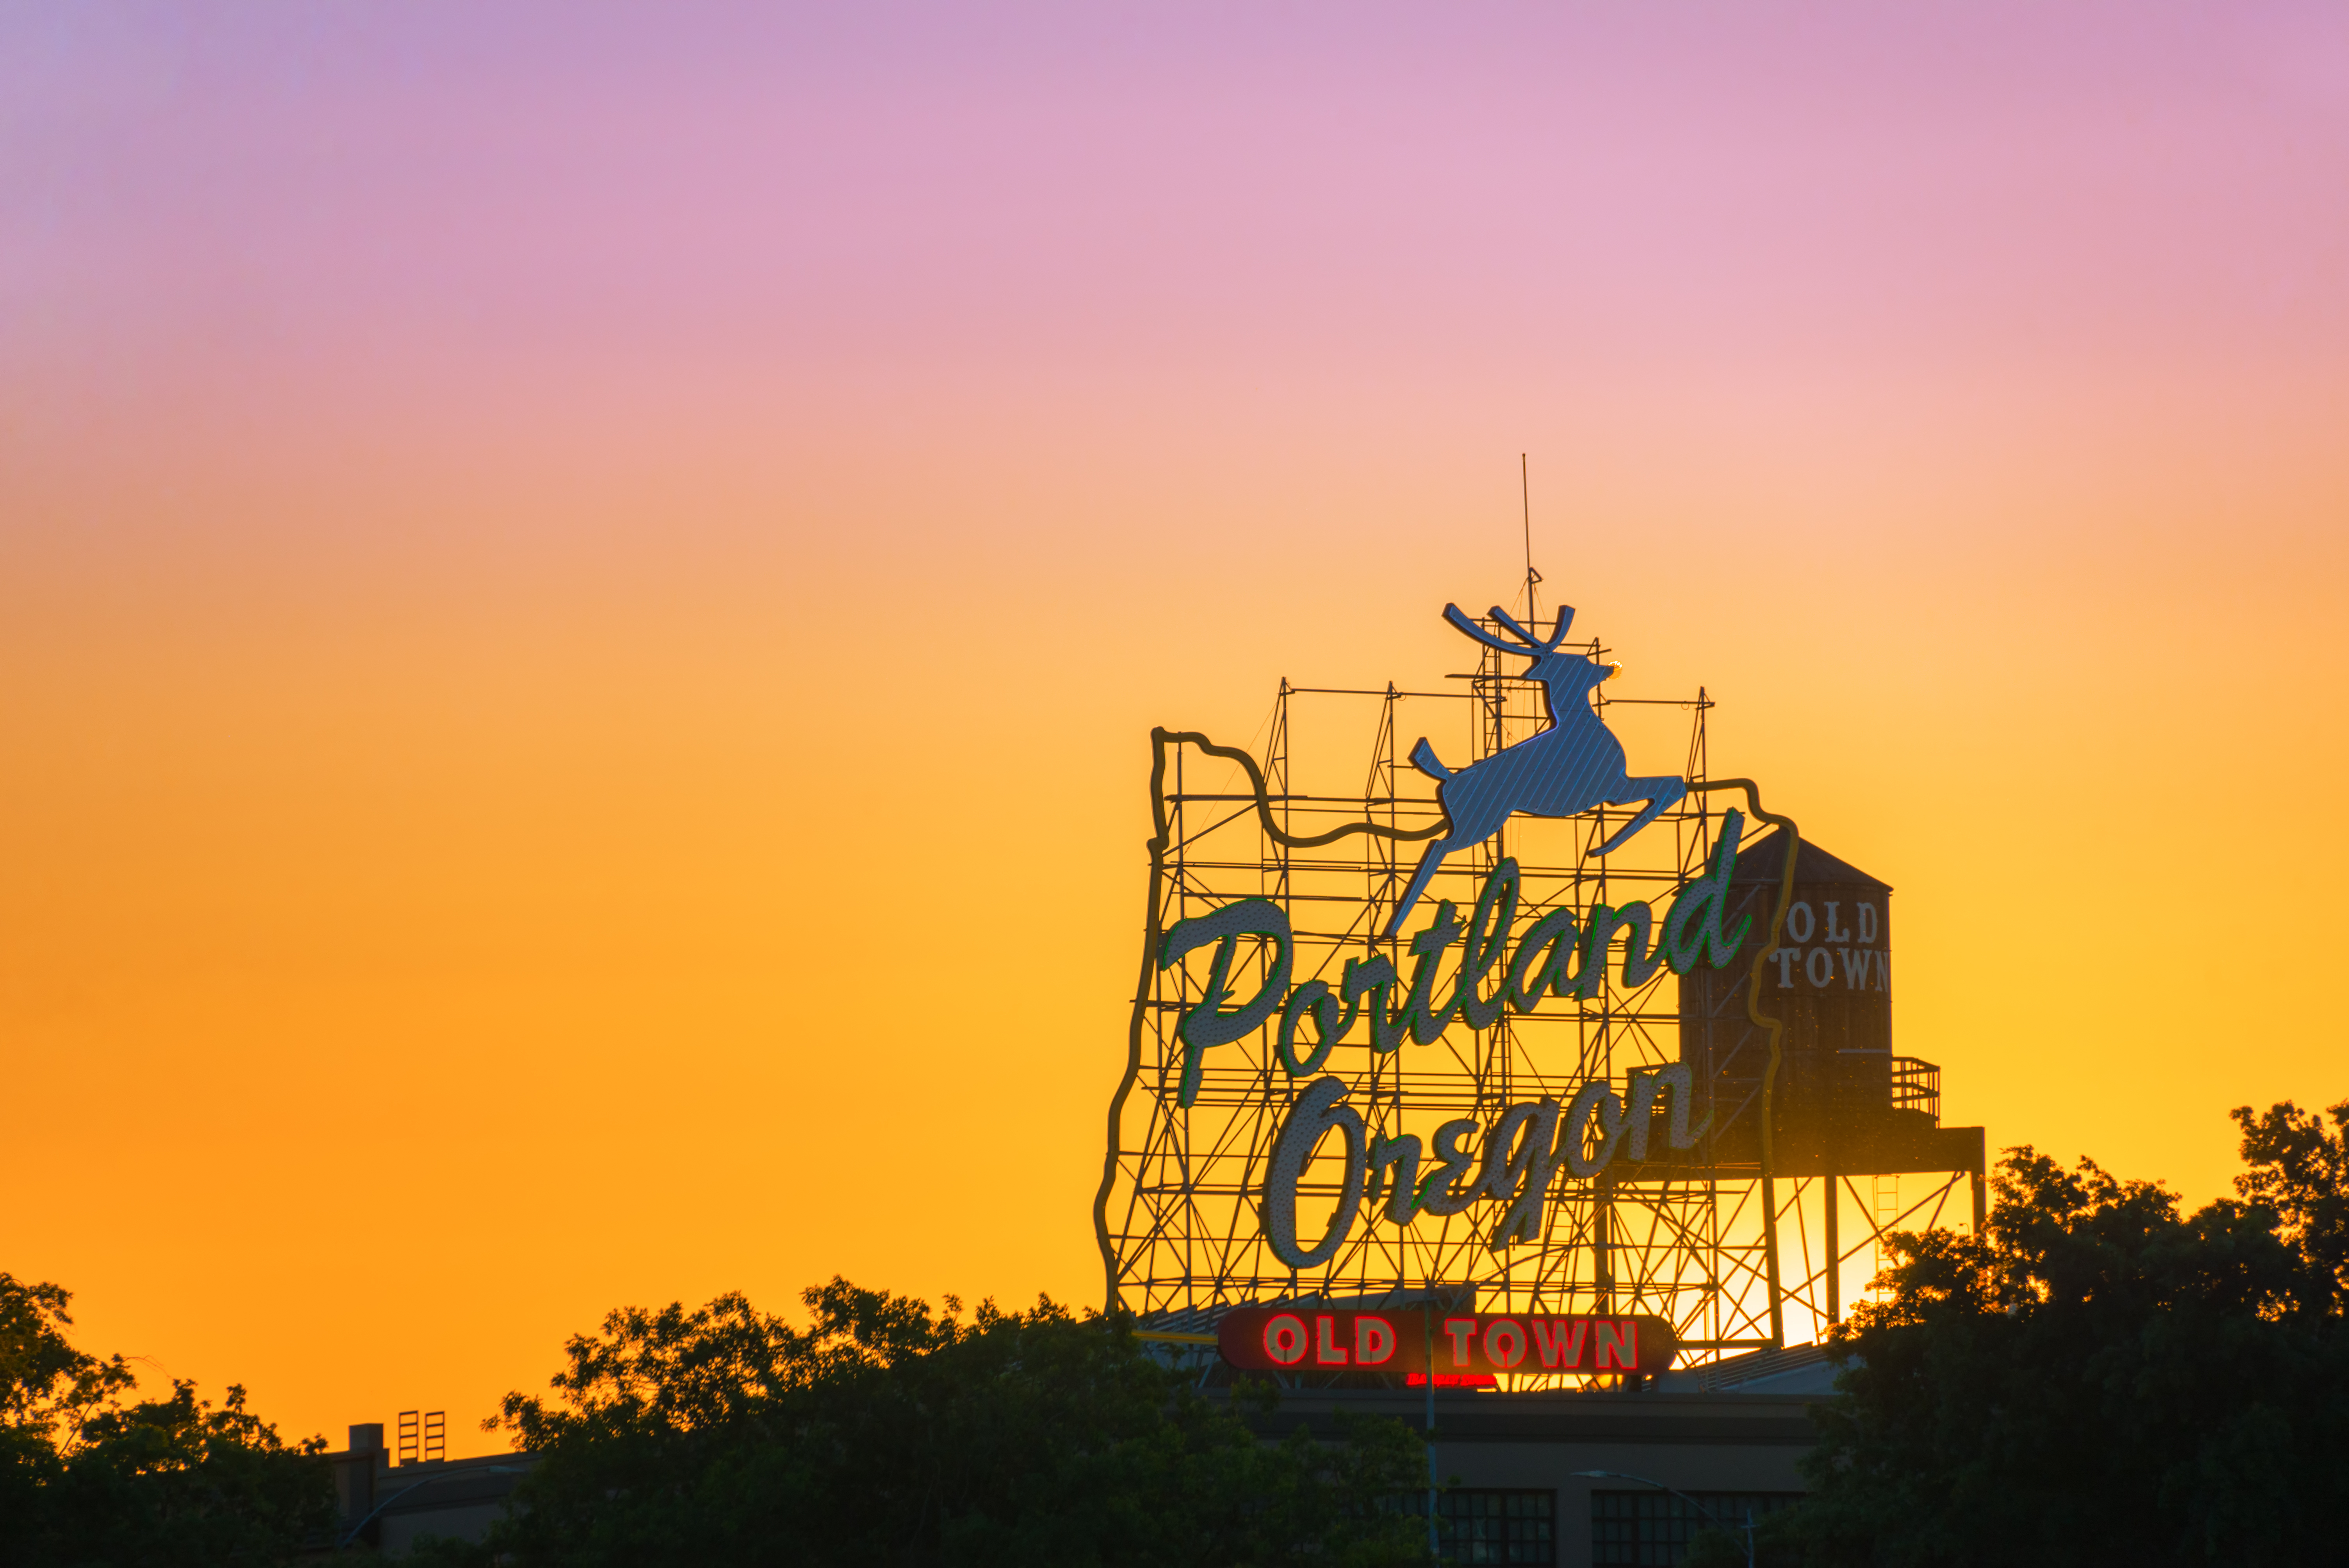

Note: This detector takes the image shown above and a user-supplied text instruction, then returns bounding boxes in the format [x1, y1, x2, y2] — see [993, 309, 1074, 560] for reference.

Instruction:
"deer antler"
[1494, 604, 1581, 649]
[1442, 603, 1540, 656]
[1489, 606, 1543, 646]
[1443, 602, 1583, 658]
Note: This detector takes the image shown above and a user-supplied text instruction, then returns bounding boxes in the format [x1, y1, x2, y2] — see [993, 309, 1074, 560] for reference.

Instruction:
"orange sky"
[3, 3, 2345, 1455]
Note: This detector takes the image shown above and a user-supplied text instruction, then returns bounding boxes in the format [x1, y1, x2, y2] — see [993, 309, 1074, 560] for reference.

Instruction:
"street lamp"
[1571, 1468, 1754, 1568]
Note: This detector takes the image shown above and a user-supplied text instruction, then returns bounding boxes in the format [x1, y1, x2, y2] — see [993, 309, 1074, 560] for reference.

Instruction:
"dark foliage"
[0, 1273, 331, 1568]
[1780, 1098, 2349, 1568]
[2230, 1098, 2349, 1297]
[420, 1278, 1428, 1568]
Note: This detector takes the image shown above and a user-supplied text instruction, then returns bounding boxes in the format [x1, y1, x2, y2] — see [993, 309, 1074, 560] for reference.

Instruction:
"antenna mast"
[1521, 453, 1545, 631]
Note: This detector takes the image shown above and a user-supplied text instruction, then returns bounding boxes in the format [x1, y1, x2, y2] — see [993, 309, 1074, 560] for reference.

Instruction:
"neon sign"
[1099, 594, 1813, 1342]
[1158, 815, 1752, 1108]
[1216, 1307, 1678, 1377]
[1160, 815, 1751, 1269]
[1146, 606, 1774, 1272]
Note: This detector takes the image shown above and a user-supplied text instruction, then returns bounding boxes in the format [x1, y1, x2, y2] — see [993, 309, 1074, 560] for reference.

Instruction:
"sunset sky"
[4, 2, 2345, 1455]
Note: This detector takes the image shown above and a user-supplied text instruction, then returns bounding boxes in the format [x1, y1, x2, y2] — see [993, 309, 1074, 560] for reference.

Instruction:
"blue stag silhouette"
[1381, 603, 1686, 939]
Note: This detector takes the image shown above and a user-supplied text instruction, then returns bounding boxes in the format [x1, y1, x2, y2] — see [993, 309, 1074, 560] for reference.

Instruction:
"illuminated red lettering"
[1530, 1319, 1587, 1368]
[1263, 1314, 1307, 1365]
[1595, 1319, 1640, 1370]
[1442, 1317, 1477, 1367]
[1315, 1314, 1348, 1365]
[1355, 1315, 1396, 1366]
[1483, 1318, 1527, 1369]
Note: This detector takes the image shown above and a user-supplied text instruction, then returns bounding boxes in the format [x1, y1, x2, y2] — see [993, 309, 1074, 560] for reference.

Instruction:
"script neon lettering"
[1196, 815, 1756, 1087]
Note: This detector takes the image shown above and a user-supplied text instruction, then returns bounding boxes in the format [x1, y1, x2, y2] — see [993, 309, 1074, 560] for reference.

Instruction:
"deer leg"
[1588, 777, 1690, 857]
[1381, 838, 1454, 940]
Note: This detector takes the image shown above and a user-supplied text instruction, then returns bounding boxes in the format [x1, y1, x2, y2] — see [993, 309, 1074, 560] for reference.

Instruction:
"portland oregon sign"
[1094, 593, 1988, 1373]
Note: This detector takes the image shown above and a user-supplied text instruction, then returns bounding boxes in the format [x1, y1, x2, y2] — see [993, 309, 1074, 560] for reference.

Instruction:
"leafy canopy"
[0, 1273, 331, 1568]
[1757, 1098, 2349, 1568]
[428, 1277, 1428, 1568]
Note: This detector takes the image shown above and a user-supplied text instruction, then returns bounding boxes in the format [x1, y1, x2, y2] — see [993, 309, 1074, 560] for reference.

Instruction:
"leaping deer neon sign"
[1383, 602, 1686, 938]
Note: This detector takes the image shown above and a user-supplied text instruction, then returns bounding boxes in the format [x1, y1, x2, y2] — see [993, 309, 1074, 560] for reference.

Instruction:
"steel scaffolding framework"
[1096, 613, 1979, 1373]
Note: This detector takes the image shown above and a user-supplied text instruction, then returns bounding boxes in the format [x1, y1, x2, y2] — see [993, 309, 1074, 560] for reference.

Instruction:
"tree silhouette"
[1744, 1098, 2349, 1568]
[0, 1274, 331, 1568]
[422, 1278, 1428, 1568]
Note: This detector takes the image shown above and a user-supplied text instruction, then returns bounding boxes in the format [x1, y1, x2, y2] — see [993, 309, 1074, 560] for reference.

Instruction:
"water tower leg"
[1824, 1173, 1839, 1325]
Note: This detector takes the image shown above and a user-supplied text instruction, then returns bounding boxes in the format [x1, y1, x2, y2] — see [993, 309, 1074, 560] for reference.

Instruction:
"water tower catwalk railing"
[1095, 625, 1986, 1373]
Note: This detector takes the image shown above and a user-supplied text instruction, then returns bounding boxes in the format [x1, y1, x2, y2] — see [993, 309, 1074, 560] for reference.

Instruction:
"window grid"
[1395, 1488, 1556, 1565]
[1590, 1490, 1801, 1568]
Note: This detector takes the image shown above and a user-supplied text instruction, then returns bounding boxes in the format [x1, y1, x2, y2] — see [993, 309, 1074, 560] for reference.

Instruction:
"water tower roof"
[1727, 827, 1891, 893]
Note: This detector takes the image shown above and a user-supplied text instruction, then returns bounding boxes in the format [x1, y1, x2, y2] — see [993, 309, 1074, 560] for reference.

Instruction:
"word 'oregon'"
[1259, 1064, 1708, 1269]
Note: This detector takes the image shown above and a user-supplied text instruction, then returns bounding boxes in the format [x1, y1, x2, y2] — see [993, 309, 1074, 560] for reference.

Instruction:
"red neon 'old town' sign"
[1215, 1308, 1677, 1377]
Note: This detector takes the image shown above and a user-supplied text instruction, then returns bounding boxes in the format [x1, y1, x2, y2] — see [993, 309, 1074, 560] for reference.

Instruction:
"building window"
[1394, 1488, 1556, 1565]
[1590, 1490, 1801, 1567]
